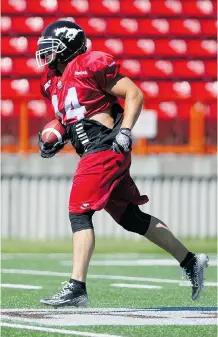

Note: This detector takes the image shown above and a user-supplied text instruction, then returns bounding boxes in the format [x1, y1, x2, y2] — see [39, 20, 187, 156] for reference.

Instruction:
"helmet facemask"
[36, 37, 67, 68]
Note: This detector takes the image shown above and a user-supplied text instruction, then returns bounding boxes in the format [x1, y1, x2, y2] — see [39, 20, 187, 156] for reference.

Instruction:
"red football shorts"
[69, 150, 149, 222]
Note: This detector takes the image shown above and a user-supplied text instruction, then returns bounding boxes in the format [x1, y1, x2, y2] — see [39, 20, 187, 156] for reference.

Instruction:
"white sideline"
[0, 284, 42, 290]
[111, 283, 163, 289]
[1, 269, 217, 286]
[0, 322, 123, 337]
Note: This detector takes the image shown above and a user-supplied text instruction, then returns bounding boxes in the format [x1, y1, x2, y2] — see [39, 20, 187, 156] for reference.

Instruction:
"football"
[41, 119, 67, 145]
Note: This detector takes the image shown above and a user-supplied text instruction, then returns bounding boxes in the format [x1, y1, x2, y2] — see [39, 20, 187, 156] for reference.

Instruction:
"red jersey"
[40, 51, 120, 125]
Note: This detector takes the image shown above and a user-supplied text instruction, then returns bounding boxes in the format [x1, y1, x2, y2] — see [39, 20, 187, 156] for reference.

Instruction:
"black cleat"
[183, 253, 209, 300]
[40, 281, 88, 308]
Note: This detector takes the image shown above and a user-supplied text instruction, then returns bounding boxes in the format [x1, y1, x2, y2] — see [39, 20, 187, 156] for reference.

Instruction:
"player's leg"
[40, 211, 95, 308]
[71, 228, 95, 282]
[120, 205, 208, 300]
[40, 153, 100, 308]
[145, 216, 188, 263]
[144, 215, 209, 300]
[105, 176, 209, 301]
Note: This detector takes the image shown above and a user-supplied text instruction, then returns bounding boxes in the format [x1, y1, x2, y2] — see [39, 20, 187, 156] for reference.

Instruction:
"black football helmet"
[36, 20, 87, 69]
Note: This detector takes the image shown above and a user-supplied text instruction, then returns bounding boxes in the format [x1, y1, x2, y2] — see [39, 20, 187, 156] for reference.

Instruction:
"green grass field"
[1, 250, 217, 337]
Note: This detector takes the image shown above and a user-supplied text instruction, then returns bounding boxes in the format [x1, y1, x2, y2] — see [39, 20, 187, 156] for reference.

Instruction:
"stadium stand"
[1, 0, 217, 153]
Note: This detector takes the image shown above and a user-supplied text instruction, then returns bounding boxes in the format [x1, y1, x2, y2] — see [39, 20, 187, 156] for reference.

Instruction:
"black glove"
[38, 132, 66, 158]
[111, 128, 132, 154]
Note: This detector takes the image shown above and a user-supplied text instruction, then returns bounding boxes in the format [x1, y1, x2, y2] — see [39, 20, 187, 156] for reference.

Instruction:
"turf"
[2, 238, 217, 253]
[1, 253, 217, 337]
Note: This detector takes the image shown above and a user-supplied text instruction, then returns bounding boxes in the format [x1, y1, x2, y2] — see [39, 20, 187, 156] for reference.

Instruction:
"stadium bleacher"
[1, 0, 217, 149]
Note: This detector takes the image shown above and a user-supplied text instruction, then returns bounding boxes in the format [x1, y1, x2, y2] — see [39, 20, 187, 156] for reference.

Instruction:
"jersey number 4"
[52, 87, 86, 121]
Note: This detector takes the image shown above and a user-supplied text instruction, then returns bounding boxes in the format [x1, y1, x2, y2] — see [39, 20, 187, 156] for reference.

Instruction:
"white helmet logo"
[54, 27, 82, 41]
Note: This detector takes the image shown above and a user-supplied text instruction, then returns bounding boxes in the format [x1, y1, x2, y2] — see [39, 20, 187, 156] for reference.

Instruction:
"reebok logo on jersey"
[75, 70, 88, 76]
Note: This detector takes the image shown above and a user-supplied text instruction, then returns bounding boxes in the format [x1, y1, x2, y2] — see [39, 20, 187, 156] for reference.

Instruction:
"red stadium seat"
[10, 58, 45, 76]
[151, 0, 183, 16]
[1, 57, 13, 75]
[3, 16, 216, 38]
[119, 0, 215, 17]
[208, 103, 217, 118]
[142, 60, 174, 78]
[106, 18, 139, 36]
[2, 37, 28, 54]
[2, 56, 215, 80]
[159, 81, 192, 100]
[1, 100, 17, 117]
[122, 60, 175, 78]
[3, 0, 216, 18]
[183, 0, 216, 17]
[89, 0, 120, 15]
[139, 19, 170, 36]
[2, 79, 41, 97]
[27, 0, 58, 14]
[139, 81, 192, 100]
[91, 38, 124, 56]
[174, 60, 206, 78]
[27, 99, 50, 117]
[205, 60, 217, 77]
[155, 39, 187, 56]
[171, 19, 202, 36]
[187, 40, 217, 57]
[120, 59, 142, 77]
[139, 80, 217, 101]
[76, 18, 108, 35]
[138, 81, 160, 98]
[2, 0, 27, 13]
[91, 38, 156, 56]
[2, 36, 41, 55]
[120, 0, 152, 15]
[2, 0, 217, 151]
[1, 16, 12, 33]
[201, 20, 217, 36]
[145, 101, 180, 118]
[87, 38, 217, 58]
[8, 17, 54, 34]
[121, 59, 175, 78]
[191, 82, 217, 100]
[3, 36, 217, 59]
[1, 99, 50, 118]
[58, 0, 90, 14]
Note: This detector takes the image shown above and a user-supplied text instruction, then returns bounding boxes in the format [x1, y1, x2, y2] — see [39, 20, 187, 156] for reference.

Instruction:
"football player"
[36, 20, 209, 308]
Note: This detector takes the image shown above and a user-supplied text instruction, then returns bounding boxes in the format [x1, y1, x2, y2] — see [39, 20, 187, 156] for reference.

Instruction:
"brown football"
[41, 119, 67, 145]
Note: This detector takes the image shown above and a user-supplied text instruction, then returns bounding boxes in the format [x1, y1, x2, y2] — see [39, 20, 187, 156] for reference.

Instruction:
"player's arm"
[38, 75, 67, 158]
[105, 74, 144, 130]
[105, 74, 144, 154]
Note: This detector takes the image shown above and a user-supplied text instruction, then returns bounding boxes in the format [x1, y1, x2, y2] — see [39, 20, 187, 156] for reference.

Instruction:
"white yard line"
[2, 253, 217, 259]
[0, 322, 123, 337]
[62, 259, 217, 267]
[2, 268, 217, 286]
[1, 269, 69, 277]
[111, 283, 162, 289]
[179, 281, 218, 287]
[0, 284, 42, 290]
